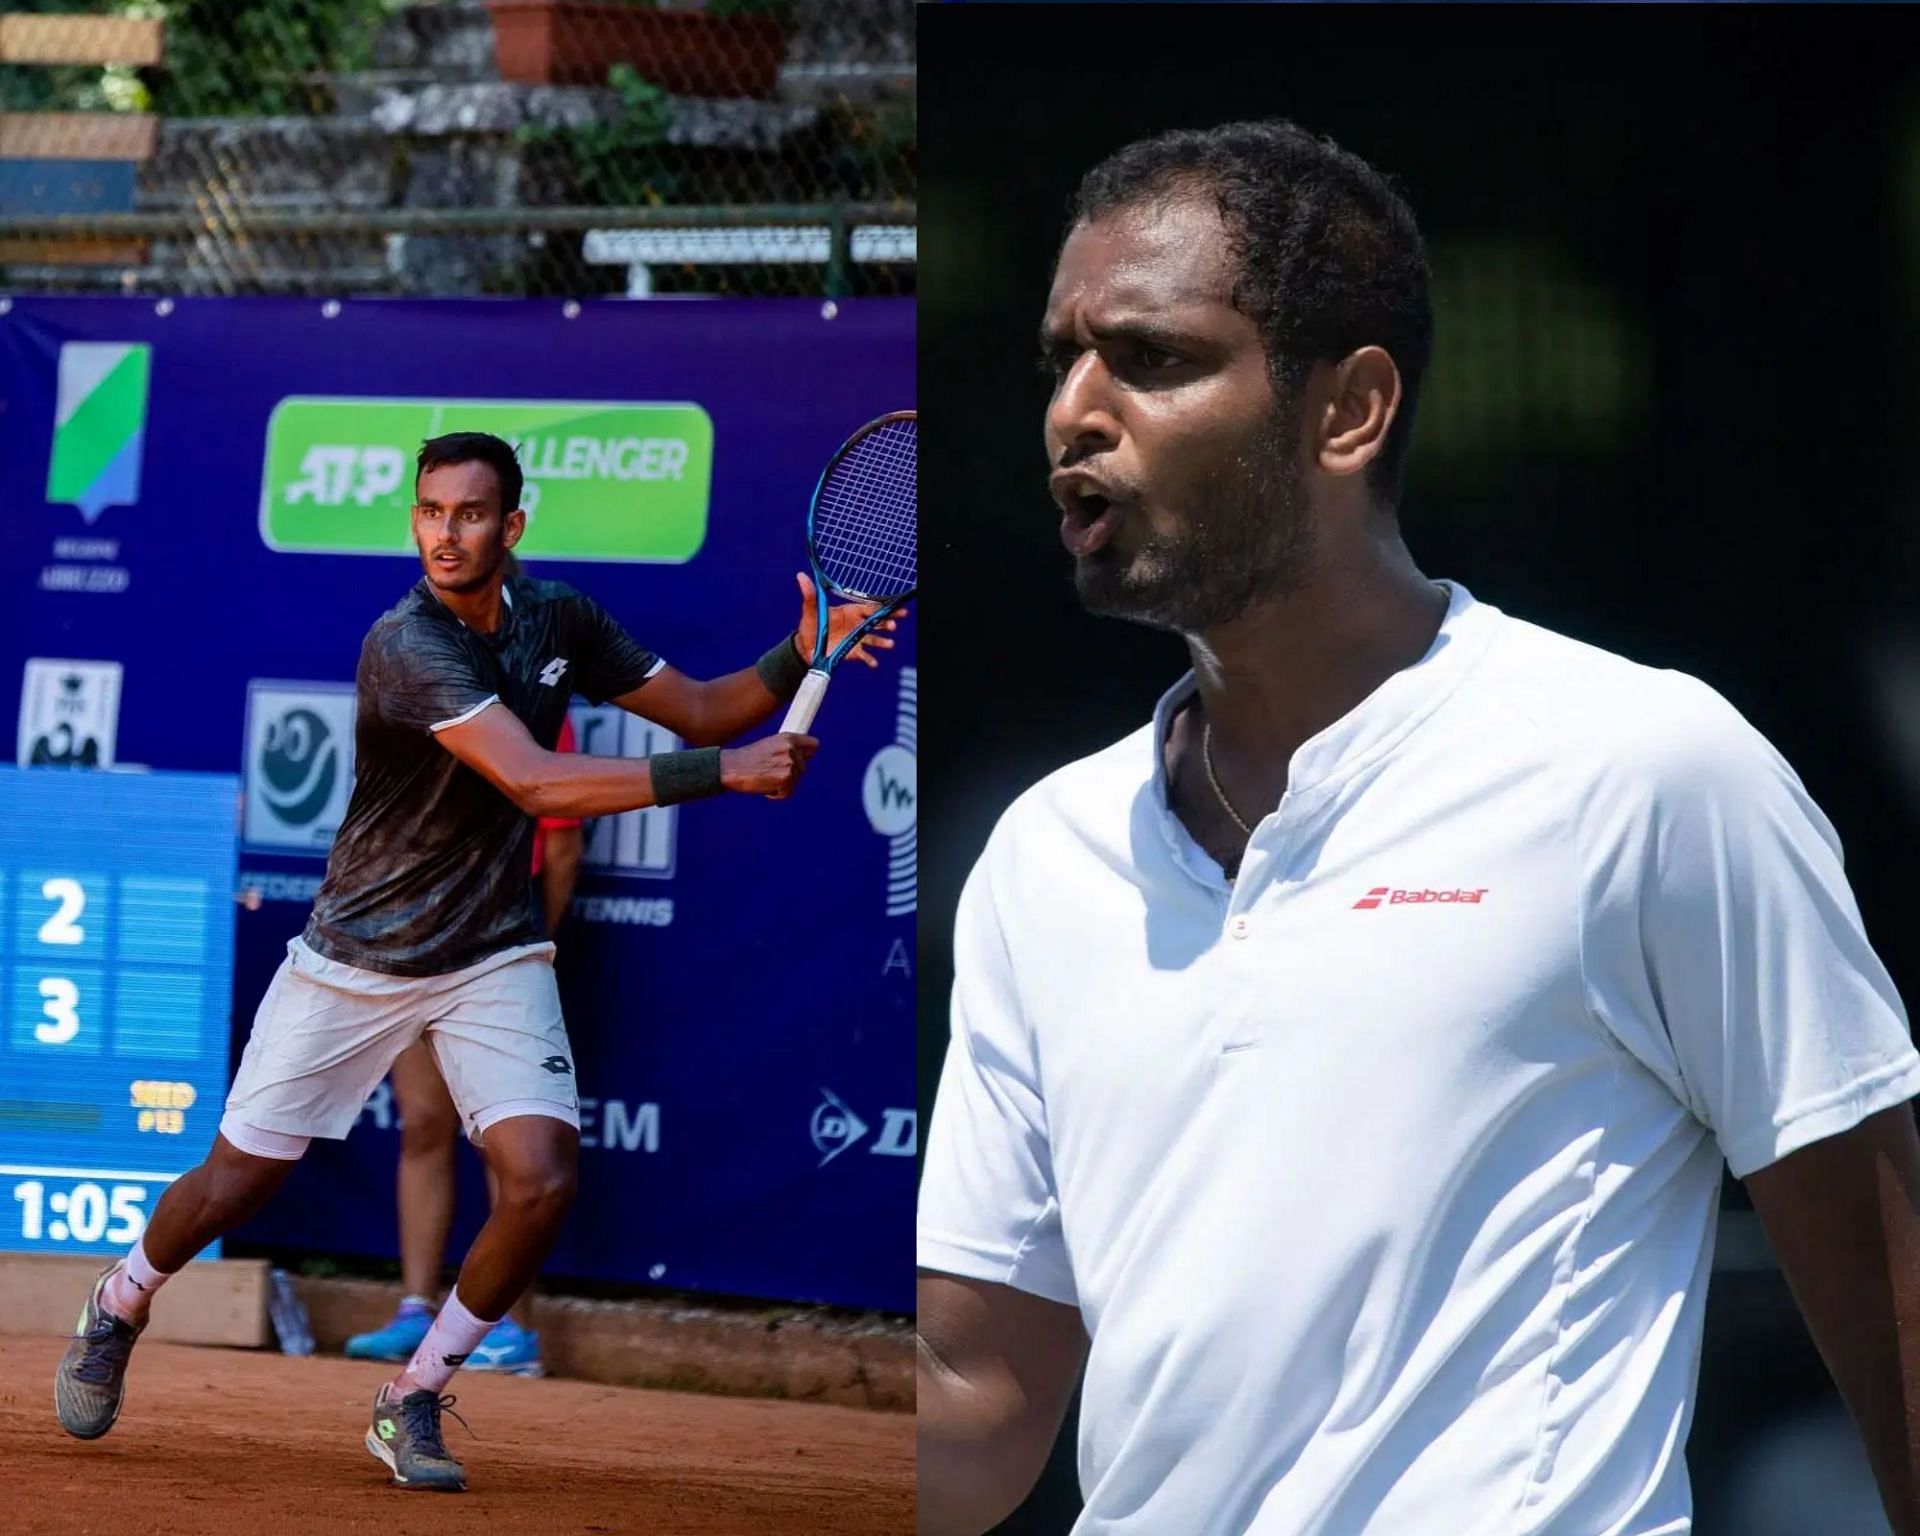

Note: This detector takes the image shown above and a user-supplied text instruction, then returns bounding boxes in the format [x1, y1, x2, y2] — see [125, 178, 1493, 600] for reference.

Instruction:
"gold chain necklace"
[1201, 722, 1254, 837]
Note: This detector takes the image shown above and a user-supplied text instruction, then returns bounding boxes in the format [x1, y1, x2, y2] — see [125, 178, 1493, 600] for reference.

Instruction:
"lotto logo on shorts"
[1352, 886, 1489, 909]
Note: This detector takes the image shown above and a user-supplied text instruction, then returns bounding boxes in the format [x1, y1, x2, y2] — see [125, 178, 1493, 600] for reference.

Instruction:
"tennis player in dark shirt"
[54, 430, 899, 1491]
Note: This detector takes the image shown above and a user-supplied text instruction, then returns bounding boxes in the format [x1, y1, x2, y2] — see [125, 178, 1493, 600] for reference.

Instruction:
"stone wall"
[3, 0, 913, 296]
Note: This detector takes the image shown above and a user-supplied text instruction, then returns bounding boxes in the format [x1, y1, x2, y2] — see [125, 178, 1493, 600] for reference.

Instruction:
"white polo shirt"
[918, 581, 1920, 1536]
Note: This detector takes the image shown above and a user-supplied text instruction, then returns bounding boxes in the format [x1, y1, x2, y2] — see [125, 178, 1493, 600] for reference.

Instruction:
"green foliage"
[517, 64, 680, 207]
[704, 0, 796, 23]
[0, 0, 393, 117]
[145, 0, 392, 117]
[0, 0, 107, 112]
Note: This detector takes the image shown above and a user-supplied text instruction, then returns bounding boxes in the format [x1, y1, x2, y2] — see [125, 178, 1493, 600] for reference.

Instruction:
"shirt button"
[1228, 915, 1250, 939]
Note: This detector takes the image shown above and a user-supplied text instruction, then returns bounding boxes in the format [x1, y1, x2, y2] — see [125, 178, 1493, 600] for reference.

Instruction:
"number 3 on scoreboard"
[36, 977, 81, 1044]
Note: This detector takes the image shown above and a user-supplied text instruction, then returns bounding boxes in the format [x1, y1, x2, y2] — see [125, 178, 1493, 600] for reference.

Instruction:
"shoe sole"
[53, 1377, 122, 1440]
[363, 1430, 466, 1492]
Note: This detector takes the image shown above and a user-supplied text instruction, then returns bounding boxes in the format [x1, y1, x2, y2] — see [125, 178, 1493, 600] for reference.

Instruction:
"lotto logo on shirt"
[242, 682, 357, 854]
[1352, 886, 1489, 909]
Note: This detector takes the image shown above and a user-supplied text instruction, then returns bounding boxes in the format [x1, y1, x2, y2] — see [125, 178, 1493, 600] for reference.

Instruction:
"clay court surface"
[0, 1335, 912, 1535]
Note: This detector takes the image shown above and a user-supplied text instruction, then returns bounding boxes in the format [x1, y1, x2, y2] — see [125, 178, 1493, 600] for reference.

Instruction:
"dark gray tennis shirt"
[304, 575, 662, 976]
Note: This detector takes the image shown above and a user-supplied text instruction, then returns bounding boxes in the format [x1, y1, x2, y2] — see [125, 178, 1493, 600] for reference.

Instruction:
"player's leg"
[368, 1114, 576, 1491]
[363, 943, 577, 1491]
[451, 1115, 578, 1318]
[140, 1128, 308, 1274]
[387, 1114, 576, 1387]
[396, 1042, 460, 1297]
[59, 937, 423, 1442]
[463, 1158, 544, 1375]
[346, 1041, 459, 1363]
[55, 1129, 306, 1440]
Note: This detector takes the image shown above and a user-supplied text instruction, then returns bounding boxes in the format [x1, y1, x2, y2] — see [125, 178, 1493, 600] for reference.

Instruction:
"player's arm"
[917, 1271, 1087, 1536]
[608, 656, 801, 747]
[1744, 1102, 1920, 1534]
[434, 700, 814, 814]
[609, 575, 898, 745]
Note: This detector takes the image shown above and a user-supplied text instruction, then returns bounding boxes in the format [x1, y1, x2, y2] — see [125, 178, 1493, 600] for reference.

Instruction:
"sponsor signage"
[258, 397, 714, 564]
[17, 659, 122, 769]
[241, 682, 357, 854]
[863, 666, 917, 917]
[46, 343, 149, 525]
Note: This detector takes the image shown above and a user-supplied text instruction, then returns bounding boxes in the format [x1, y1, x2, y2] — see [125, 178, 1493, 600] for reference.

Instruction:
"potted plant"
[484, 0, 788, 100]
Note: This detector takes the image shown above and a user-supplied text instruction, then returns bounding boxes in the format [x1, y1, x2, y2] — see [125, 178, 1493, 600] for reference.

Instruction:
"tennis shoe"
[344, 1298, 435, 1362]
[464, 1317, 544, 1377]
[55, 1262, 145, 1440]
[365, 1382, 469, 1492]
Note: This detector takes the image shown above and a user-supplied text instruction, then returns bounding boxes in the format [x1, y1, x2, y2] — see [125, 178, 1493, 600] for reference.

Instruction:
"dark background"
[919, 8, 1920, 1533]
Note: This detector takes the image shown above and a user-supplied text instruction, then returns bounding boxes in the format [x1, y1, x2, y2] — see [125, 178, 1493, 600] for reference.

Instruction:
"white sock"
[390, 1287, 495, 1396]
[102, 1238, 172, 1325]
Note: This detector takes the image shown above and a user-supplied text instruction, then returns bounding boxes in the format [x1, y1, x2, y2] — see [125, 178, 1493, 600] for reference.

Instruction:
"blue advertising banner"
[0, 297, 915, 1311]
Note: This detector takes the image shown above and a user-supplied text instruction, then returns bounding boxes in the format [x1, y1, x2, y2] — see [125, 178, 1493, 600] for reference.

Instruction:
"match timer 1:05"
[0, 766, 239, 1258]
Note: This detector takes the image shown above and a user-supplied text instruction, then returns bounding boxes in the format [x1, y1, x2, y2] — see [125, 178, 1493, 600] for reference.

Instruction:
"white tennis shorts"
[222, 936, 579, 1149]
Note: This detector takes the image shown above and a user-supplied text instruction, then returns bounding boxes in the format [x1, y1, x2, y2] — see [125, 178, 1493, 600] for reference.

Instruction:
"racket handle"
[781, 669, 831, 733]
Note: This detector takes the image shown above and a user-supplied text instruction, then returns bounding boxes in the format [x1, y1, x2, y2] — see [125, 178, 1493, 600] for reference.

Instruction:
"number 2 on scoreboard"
[37, 877, 87, 946]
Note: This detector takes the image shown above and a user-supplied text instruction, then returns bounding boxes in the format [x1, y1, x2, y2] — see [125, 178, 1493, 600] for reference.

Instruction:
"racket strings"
[813, 417, 917, 600]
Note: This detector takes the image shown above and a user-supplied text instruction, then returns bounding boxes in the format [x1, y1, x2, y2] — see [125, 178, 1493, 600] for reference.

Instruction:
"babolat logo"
[1353, 886, 1489, 910]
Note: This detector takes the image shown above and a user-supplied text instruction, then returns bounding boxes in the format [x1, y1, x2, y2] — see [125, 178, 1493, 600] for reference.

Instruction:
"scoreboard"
[0, 766, 239, 1258]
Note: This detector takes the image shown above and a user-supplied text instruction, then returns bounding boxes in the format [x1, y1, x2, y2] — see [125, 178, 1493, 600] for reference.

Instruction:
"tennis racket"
[781, 410, 917, 733]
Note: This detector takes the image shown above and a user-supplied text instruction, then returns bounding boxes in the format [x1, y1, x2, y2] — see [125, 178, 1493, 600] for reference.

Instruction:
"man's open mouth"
[1059, 487, 1122, 558]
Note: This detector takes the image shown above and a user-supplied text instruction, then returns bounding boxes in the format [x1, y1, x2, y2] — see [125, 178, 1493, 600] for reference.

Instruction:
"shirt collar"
[1148, 580, 1498, 818]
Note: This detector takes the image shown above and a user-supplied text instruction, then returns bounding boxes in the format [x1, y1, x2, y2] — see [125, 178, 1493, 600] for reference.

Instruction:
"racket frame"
[781, 409, 916, 733]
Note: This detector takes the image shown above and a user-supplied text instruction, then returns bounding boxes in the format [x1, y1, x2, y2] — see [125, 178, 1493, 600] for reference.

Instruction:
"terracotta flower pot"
[485, 0, 784, 99]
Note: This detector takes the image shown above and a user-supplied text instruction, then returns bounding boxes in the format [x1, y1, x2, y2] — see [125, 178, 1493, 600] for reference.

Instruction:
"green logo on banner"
[47, 343, 151, 523]
[259, 397, 713, 563]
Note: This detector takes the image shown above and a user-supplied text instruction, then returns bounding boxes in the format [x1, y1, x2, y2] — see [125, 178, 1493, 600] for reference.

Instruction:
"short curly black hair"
[1069, 120, 1433, 505]
[416, 431, 524, 515]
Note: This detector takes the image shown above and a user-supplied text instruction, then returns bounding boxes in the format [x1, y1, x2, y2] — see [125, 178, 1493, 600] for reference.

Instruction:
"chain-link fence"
[0, 0, 914, 296]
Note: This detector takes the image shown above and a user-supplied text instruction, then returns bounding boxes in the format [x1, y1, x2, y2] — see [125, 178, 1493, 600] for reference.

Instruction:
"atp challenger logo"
[258, 397, 713, 564]
[47, 343, 151, 523]
[862, 668, 916, 917]
[243, 681, 357, 853]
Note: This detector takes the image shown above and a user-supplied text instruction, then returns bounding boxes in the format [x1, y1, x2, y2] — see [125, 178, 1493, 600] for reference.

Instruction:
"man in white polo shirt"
[916, 120, 1920, 1536]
